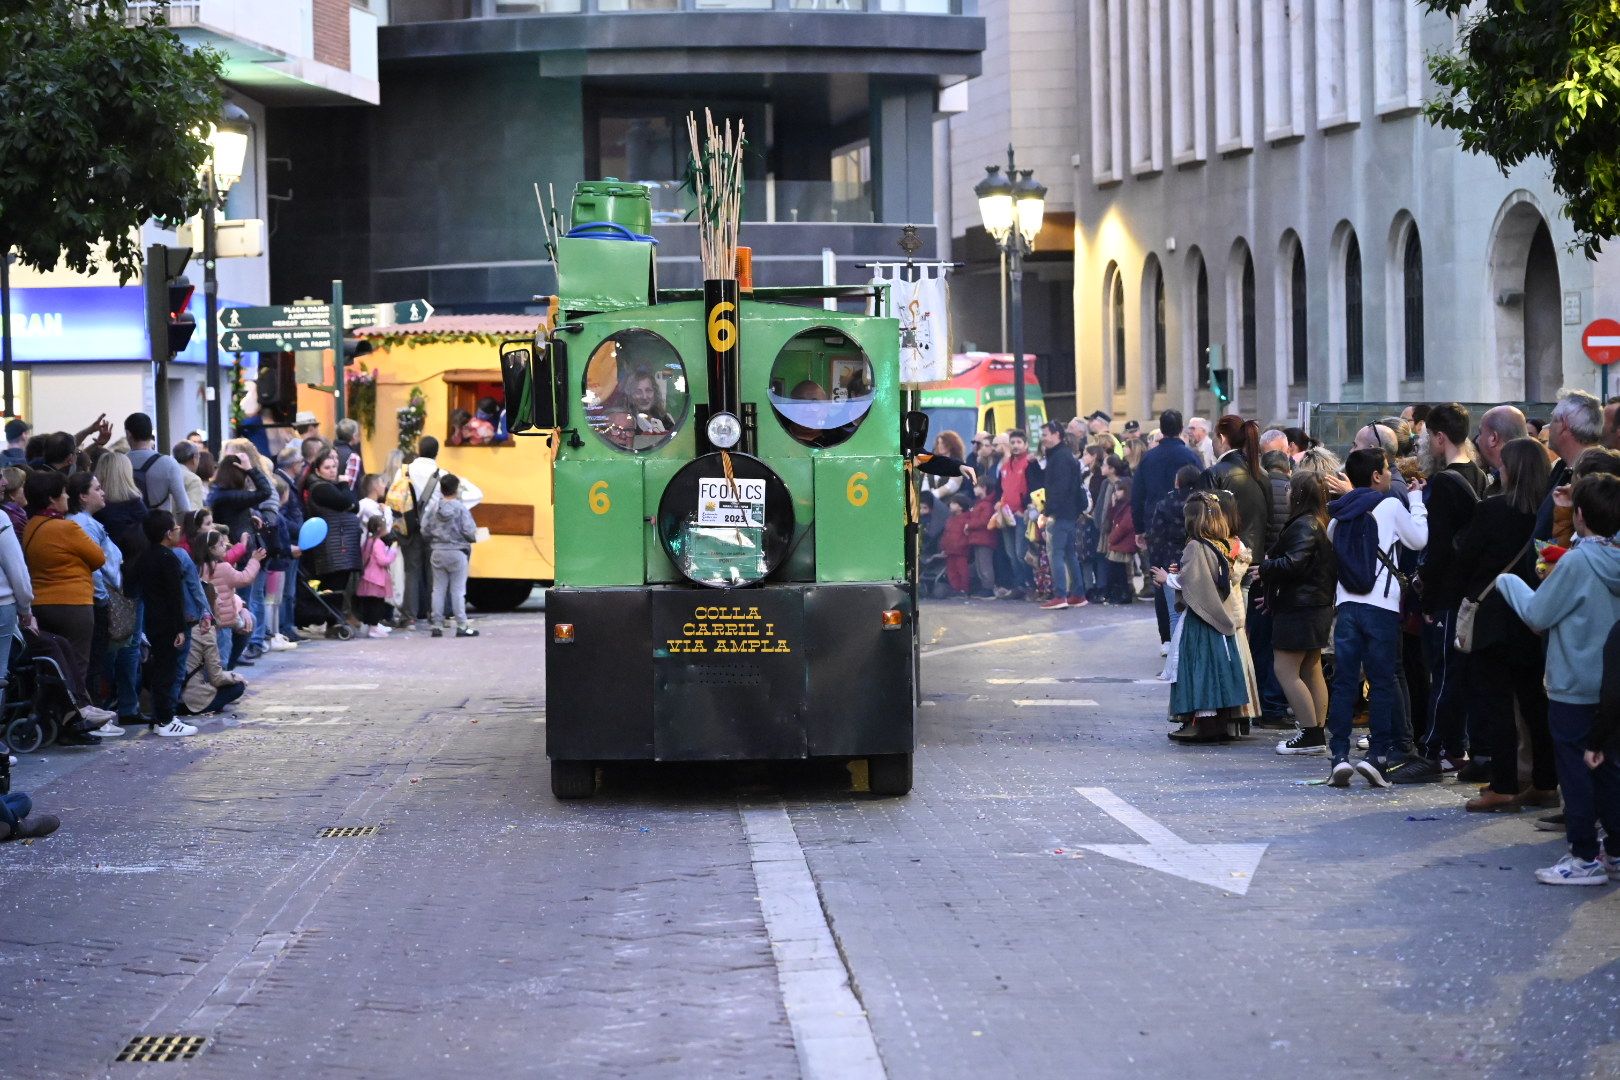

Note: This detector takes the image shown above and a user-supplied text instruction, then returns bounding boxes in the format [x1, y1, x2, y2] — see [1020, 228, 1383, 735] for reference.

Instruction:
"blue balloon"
[298, 516, 329, 550]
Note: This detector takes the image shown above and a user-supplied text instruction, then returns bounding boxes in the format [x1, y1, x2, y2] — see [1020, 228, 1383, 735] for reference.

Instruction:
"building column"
[870, 80, 936, 224]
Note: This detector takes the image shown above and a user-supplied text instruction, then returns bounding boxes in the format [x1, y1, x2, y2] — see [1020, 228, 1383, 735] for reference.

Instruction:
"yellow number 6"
[846, 471, 870, 507]
[707, 302, 737, 353]
[588, 479, 611, 515]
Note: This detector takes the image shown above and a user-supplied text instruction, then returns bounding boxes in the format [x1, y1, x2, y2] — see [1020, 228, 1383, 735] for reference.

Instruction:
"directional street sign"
[219, 327, 337, 353]
[342, 299, 434, 331]
[218, 298, 433, 352]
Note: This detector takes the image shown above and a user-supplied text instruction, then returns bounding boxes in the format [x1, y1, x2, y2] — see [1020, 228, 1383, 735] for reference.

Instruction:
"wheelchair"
[1, 631, 82, 755]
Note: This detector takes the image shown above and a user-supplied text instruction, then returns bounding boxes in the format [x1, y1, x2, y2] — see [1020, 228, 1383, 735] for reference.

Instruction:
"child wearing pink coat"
[198, 529, 263, 670]
[357, 516, 399, 639]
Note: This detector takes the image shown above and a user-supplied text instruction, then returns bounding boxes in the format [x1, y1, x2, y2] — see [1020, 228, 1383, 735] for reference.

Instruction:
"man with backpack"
[1324, 448, 1429, 788]
[123, 413, 192, 514]
[395, 437, 482, 628]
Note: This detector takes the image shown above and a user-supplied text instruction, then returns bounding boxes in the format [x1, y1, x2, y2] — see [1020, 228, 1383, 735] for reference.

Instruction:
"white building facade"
[1072, 0, 1620, 425]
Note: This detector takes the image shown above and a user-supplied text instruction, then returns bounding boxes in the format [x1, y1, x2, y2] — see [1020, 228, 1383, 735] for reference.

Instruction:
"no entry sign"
[1584, 319, 1620, 365]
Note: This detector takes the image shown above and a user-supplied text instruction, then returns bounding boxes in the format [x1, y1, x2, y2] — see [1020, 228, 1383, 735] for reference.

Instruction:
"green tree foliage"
[0, 0, 224, 279]
[1425, 0, 1620, 255]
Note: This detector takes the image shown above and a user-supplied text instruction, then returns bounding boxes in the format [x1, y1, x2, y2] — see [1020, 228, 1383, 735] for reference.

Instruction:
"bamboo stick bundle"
[686, 108, 745, 280]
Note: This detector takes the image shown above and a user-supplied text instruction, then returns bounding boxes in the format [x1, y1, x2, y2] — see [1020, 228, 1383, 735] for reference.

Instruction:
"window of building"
[1373, 0, 1422, 114]
[1316, 0, 1363, 128]
[1213, 0, 1254, 153]
[1106, 263, 1127, 390]
[1261, 0, 1306, 141]
[1193, 251, 1211, 386]
[1153, 265, 1168, 390]
[1291, 244, 1308, 384]
[1403, 225, 1424, 380]
[1241, 251, 1257, 386]
[1129, 0, 1164, 175]
[1091, 0, 1126, 184]
[1345, 232, 1364, 382]
[1169, 0, 1208, 165]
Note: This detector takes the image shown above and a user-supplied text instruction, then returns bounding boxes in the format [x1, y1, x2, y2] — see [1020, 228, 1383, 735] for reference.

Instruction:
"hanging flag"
[871, 263, 953, 387]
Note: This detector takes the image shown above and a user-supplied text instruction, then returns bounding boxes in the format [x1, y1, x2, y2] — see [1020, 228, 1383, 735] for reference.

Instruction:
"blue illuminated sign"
[1, 286, 246, 365]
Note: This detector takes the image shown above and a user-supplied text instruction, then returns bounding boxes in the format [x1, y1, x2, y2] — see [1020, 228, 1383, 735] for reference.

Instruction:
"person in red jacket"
[996, 430, 1035, 597]
[939, 495, 974, 595]
[1104, 476, 1137, 604]
[965, 482, 1000, 597]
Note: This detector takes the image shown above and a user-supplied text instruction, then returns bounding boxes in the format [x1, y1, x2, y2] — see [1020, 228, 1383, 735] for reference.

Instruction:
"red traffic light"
[168, 282, 195, 320]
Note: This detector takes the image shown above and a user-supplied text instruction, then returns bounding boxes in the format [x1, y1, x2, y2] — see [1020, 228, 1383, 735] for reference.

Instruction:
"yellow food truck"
[344, 314, 556, 610]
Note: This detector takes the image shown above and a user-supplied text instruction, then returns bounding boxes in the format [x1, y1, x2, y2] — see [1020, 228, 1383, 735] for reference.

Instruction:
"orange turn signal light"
[553, 623, 576, 644]
[881, 609, 904, 630]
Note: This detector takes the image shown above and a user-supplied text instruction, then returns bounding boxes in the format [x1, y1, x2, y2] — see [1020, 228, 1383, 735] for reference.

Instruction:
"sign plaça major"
[218, 299, 434, 351]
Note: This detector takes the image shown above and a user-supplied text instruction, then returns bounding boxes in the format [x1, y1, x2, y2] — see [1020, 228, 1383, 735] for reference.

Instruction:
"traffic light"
[1210, 367, 1233, 406]
[144, 244, 195, 360]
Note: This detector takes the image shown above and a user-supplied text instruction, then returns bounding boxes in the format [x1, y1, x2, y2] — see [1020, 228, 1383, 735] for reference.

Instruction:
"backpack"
[1332, 499, 1406, 597]
[402, 468, 441, 536]
[133, 455, 161, 508]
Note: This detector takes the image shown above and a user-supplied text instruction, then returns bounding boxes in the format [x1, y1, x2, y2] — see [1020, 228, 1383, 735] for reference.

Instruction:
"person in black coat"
[1131, 409, 1201, 547]
[1259, 472, 1339, 753]
[301, 449, 364, 618]
[207, 456, 273, 547]
[1455, 436, 1557, 811]
[1206, 415, 1284, 722]
[1037, 422, 1085, 604]
[132, 511, 193, 736]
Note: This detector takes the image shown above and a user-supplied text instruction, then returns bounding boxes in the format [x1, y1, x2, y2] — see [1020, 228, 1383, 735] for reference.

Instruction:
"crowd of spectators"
[925, 393, 1620, 888]
[0, 413, 487, 842]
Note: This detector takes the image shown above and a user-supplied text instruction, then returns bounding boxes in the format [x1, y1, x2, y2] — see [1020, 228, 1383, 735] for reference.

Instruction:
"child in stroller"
[2, 626, 112, 754]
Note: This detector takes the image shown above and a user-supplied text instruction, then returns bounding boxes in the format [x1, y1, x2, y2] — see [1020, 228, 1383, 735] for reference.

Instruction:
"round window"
[768, 329, 874, 449]
[581, 329, 689, 453]
[656, 453, 796, 589]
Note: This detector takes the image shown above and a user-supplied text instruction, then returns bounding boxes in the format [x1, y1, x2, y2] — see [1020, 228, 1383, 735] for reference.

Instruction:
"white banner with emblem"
[869, 263, 953, 388]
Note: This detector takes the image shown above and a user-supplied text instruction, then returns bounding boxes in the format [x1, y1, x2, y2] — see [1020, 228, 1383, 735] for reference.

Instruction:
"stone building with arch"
[1064, 0, 1618, 422]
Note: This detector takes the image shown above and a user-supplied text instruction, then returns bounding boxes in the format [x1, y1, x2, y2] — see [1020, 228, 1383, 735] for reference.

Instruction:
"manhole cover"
[317, 826, 381, 838]
[116, 1035, 206, 1063]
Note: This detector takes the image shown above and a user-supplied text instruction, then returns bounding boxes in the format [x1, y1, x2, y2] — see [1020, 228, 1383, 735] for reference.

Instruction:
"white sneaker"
[1535, 853, 1609, 886]
[267, 635, 298, 652]
[154, 720, 198, 738]
[1356, 735, 1370, 751]
[366, 625, 388, 639]
[90, 722, 125, 738]
[1604, 854, 1620, 882]
[1160, 643, 1169, 657]
[77, 704, 117, 725]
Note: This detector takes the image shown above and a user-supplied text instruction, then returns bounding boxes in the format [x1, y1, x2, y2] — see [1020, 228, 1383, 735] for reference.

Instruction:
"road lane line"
[920, 618, 1142, 659]
[1013, 699, 1099, 707]
[261, 705, 350, 713]
[741, 802, 886, 1080]
[300, 683, 379, 691]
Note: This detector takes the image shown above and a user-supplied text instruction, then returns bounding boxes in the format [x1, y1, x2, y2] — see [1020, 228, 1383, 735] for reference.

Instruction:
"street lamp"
[975, 146, 1046, 432]
[200, 103, 251, 457]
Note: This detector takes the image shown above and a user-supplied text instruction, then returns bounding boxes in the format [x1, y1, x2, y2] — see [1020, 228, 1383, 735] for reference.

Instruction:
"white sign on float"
[697, 477, 765, 528]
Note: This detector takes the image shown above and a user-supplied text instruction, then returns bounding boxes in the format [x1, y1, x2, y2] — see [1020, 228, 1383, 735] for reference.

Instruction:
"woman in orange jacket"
[22, 470, 115, 729]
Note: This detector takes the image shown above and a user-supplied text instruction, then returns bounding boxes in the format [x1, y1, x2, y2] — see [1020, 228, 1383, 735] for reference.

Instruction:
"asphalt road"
[2, 597, 1617, 1079]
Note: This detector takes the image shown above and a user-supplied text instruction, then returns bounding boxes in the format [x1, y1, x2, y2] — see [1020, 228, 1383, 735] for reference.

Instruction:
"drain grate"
[116, 1035, 206, 1063]
[317, 825, 380, 838]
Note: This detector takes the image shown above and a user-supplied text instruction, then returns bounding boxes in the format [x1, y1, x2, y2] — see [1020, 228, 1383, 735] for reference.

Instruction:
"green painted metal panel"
[554, 458, 646, 586]
[556, 235, 655, 314]
[641, 455, 684, 583]
[813, 455, 905, 582]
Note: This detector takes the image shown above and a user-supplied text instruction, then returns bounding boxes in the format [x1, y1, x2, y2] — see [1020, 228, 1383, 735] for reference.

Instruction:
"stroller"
[2, 630, 88, 755]
[294, 566, 355, 641]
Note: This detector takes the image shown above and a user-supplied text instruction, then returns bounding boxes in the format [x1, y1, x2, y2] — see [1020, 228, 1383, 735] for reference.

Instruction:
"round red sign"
[1584, 318, 1620, 366]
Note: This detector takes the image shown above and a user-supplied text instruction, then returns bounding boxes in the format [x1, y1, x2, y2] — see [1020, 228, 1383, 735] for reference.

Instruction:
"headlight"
[706, 411, 742, 449]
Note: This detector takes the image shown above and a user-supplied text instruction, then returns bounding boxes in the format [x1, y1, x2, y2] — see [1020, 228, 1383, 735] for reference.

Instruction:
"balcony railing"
[412, 0, 966, 19]
[637, 179, 874, 225]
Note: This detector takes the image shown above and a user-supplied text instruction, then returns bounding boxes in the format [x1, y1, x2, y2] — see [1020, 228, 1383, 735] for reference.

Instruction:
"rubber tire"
[867, 753, 913, 797]
[551, 760, 596, 800]
[333, 624, 356, 641]
[5, 716, 44, 755]
[466, 579, 536, 613]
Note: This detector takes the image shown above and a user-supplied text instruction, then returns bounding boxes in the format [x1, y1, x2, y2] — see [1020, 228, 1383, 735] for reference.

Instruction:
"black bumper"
[546, 582, 915, 762]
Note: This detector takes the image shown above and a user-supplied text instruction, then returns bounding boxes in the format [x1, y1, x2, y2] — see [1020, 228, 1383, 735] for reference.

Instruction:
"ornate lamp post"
[974, 146, 1046, 432]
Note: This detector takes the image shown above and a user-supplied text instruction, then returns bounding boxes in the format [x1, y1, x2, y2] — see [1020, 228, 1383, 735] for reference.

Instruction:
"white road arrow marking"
[1074, 787, 1268, 896]
[1013, 699, 1099, 707]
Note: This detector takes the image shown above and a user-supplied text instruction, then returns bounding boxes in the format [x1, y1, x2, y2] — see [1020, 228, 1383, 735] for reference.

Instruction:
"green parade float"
[502, 113, 932, 799]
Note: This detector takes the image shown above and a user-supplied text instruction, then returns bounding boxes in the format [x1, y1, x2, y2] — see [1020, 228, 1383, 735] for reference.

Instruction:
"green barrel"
[570, 178, 653, 234]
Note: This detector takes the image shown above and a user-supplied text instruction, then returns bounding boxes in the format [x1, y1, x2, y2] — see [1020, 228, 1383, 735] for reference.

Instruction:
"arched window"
[1291, 244, 1308, 384]
[1106, 263, 1127, 391]
[1154, 268, 1168, 390]
[1194, 252, 1210, 386]
[1241, 252, 1257, 386]
[1403, 227, 1424, 380]
[1345, 231, 1364, 382]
